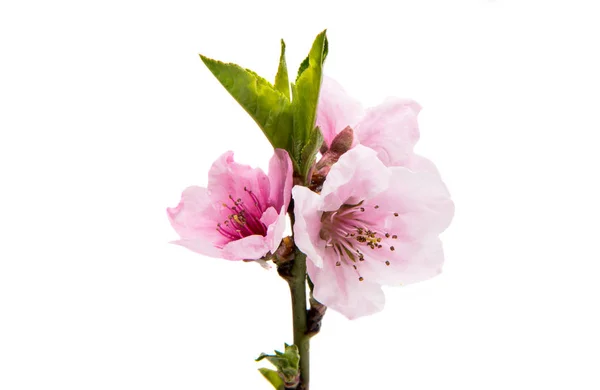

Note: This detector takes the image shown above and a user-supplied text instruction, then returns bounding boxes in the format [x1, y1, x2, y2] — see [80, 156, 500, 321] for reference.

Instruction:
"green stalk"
[288, 249, 309, 389]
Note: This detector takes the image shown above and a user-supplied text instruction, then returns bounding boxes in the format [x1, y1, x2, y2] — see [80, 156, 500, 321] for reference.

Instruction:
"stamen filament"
[319, 201, 401, 273]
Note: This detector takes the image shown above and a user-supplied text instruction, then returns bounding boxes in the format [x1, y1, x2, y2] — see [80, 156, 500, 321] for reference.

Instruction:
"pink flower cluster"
[168, 77, 454, 319]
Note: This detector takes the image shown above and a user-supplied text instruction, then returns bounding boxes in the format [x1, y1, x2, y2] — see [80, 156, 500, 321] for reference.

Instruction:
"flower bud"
[310, 127, 354, 191]
[328, 126, 354, 155]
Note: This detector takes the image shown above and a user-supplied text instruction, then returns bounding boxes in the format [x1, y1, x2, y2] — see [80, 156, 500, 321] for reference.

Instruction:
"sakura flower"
[168, 149, 292, 261]
[293, 145, 453, 319]
[316, 76, 421, 167]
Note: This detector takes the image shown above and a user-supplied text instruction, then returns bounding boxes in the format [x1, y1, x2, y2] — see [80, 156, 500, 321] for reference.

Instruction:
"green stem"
[289, 249, 309, 390]
[283, 199, 310, 390]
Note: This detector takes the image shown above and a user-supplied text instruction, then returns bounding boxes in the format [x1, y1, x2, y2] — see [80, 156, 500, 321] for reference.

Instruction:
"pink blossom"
[316, 76, 422, 167]
[293, 146, 453, 319]
[167, 149, 292, 261]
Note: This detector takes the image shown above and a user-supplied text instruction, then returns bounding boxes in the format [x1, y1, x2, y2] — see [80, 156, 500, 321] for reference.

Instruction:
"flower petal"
[405, 154, 441, 175]
[355, 98, 421, 167]
[307, 259, 385, 319]
[292, 186, 326, 268]
[320, 145, 391, 211]
[167, 186, 232, 259]
[316, 76, 364, 147]
[384, 166, 454, 240]
[262, 206, 287, 254]
[170, 238, 224, 259]
[207, 151, 270, 209]
[387, 238, 446, 285]
[358, 238, 446, 286]
[221, 234, 270, 260]
[167, 186, 226, 243]
[268, 149, 293, 210]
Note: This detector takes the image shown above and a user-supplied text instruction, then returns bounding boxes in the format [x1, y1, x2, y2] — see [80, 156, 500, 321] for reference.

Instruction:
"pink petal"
[260, 205, 280, 227]
[358, 239, 445, 286]
[267, 149, 293, 210]
[221, 234, 270, 260]
[307, 259, 385, 320]
[405, 154, 441, 175]
[388, 238, 445, 285]
[382, 166, 454, 241]
[170, 238, 224, 259]
[316, 76, 364, 147]
[261, 206, 287, 254]
[167, 186, 225, 243]
[320, 145, 391, 212]
[207, 151, 270, 210]
[355, 98, 421, 167]
[167, 186, 229, 258]
[292, 186, 326, 268]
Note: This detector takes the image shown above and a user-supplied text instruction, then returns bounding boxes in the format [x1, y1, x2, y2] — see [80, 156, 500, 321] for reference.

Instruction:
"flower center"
[216, 187, 267, 239]
[319, 202, 399, 281]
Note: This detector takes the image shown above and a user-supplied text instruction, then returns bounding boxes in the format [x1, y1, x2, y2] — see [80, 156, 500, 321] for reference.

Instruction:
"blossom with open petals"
[168, 149, 292, 261]
[293, 146, 453, 319]
[316, 76, 421, 167]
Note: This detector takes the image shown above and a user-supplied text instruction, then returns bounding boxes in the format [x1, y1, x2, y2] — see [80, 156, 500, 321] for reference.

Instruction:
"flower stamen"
[216, 192, 268, 239]
[320, 201, 401, 273]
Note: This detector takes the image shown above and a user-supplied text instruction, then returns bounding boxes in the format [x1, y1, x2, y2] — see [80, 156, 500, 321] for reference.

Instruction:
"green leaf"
[199, 55, 293, 151]
[274, 40, 290, 100]
[256, 344, 300, 387]
[299, 126, 324, 181]
[199, 32, 329, 179]
[296, 57, 309, 82]
[290, 30, 328, 178]
[296, 33, 328, 81]
[258, 368, 285, 390]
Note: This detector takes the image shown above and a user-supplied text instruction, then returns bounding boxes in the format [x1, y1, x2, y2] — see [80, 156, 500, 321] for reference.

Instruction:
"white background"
[1, 1, 599, 389]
